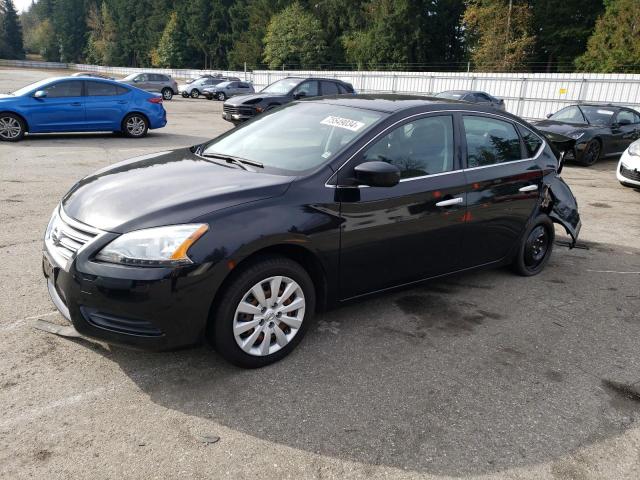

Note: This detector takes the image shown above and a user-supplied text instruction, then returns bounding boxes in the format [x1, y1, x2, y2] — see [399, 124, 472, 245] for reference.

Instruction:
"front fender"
[541, 174, 581, 246]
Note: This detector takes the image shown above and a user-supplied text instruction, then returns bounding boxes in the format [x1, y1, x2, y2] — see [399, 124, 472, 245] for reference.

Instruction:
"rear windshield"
[436, 91, 464, 100]
[202, 102, 383, 174]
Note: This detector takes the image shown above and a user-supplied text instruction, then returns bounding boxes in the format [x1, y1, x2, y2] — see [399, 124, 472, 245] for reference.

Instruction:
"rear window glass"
[518, 125, 544, 157]
[86, 81, 118, 96]
[463, 116, 522, 167]
[321, 81, 340, 95]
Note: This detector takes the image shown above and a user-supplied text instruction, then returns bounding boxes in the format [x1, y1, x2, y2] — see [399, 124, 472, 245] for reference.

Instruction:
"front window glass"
[261, 78, 302, 94]
[550, 106, 586, 124]
[463, 116, 522, 167]
[202, 102, 382, 173]
[293, 81, 319, 97]
[43, 81, 83, 98]
[580, 106, 615, 125]
[362, 115, 455, 179]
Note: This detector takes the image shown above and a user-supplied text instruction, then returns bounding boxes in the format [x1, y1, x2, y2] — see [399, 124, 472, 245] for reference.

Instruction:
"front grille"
[223, 104, 255, 117]
[620, 164, 640, 181]
[45, 208, 102, 268]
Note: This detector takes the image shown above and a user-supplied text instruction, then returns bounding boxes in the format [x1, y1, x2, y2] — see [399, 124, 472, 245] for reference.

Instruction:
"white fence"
[3, 59, 640, 120]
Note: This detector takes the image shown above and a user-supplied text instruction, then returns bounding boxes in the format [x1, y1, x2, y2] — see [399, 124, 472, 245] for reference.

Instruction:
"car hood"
[533, 120, 591, 136]
[224, 93, 286, 106]
[62, 148, 293, 233]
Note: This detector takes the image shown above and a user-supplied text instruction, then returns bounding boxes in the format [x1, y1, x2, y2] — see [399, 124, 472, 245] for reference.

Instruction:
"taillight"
[148, 97, 163, 104]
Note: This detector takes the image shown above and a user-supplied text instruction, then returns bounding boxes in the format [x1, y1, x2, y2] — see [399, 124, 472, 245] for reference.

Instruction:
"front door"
[27, 80, 85, 132]
[459, 114, 543, 267]
[338, 114, 468, 299]
[611, 109, 640, 154]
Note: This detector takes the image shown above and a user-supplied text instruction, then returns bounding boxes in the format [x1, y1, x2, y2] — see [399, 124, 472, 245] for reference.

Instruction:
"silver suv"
[204, 81, 255, 100]
[178, 77, 241, 99]
[119, 73, 178, 100]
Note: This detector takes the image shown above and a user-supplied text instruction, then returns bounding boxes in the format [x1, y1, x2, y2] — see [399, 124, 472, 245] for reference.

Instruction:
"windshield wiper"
[200, 153, 263, 171]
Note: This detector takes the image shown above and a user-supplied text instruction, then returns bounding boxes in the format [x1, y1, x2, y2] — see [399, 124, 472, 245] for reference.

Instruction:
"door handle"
[518, 185, 538, 193]
[435, 197, 464, 207]
[70, 102, 82, 106]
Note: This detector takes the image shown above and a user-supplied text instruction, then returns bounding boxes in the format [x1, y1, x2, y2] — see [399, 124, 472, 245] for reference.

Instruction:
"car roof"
[305, 94, 501, 113]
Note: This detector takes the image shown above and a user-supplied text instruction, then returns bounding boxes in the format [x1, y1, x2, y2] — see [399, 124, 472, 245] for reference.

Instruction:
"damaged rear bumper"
[542, 174, 581, 247]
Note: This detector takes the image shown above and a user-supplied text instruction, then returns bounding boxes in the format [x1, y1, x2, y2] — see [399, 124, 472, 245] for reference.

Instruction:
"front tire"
[218, 92, 226, 101]
[122, 113, 148, 138]
[0, 113, 25, 142]
[191, 89, 200, 99]
[208, 255, 315, 368]
[578, 139, 601, 166]
[161, 88, 173, 100]
[512, 215, 555, 276]
[181, 92, 189, 98]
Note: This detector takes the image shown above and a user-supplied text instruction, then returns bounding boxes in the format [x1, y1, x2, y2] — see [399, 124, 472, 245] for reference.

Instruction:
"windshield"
[11, 78, 52, 96]
[435, 91, 464, 100]
[261, 78, 302, 94]
[581, 106, 616, 125]
[202, 102, 383, 173]
[550, 106, 586, 124]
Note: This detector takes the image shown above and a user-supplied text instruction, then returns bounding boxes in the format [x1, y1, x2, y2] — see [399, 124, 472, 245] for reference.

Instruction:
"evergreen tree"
[53, 0, 87, 62]
[462, 0, 536, 72]
[152, 11, 189, 68]
[85, 2, 118, 65]
[576, 0, 640, 73]
[263, 2, 327, 69]
[0, 0, 25, 59]
[531, 0, 604, 72]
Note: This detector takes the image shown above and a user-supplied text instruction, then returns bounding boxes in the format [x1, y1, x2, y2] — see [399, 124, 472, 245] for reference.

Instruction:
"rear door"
[84, 81, 130, 131]
[27, 80, 85, 132]
[338, 114, 468, 299]
[460, 113, 543, 268]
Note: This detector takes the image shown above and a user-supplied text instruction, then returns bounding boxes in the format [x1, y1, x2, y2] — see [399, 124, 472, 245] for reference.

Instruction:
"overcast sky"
[14, 0, 33, 13]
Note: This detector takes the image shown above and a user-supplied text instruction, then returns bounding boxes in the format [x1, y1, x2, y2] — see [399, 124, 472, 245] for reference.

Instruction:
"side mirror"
[618, 118, 632, 126]
[546, 113, 553, 119]
[293, 91, 306, 100]
[34, 90, 47, 98]
[133, 78, 140, 83]
[354, 161, 400, 188]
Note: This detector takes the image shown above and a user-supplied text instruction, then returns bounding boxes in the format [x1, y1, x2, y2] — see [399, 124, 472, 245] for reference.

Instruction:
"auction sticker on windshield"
[321, 116, 365, 132]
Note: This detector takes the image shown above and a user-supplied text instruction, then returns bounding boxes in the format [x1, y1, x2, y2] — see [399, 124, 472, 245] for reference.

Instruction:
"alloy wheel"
[162, 89, 172, 100]
[524, 225, 549, 268]
[0, 116, 22, 140]
[583, 141, 600, 165]
[125, 116, 146, 137]
[232, 276, 306, 357]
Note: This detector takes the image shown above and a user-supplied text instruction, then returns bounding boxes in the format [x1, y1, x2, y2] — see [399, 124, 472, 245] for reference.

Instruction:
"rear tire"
[0, 113, 25, 142]
[181, 92, 189, 98]
[191, 89, 200, 99]
[577, 139, 601, 166]
[218, 92, 226, 101]
[122, 113, 148, 138]
[208, 255, 315, 368]
[161, 88, 173, 100]
[512, 215, 555, 276]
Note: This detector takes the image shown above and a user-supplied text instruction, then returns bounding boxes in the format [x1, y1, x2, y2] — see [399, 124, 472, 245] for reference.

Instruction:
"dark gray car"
[119, 73, 178, 100]
[222, 76, 355, 124]
[204, 81, 255, 100]
[435, 90, 505, 110]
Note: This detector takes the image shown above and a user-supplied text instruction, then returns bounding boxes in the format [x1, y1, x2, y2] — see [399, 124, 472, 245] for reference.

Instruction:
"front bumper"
[617, 151, 640, 187]
[42, 212, 215, 350]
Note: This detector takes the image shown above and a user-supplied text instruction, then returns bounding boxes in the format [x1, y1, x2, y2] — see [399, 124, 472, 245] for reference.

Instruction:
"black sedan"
[221, 76, 355, 123]
[533, 104, 640, 166]
[435, 90, 505, 110]
[43, 95, 580, 368]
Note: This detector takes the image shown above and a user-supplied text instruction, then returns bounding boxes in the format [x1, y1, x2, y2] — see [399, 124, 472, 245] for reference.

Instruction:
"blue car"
[0, 76, 167, 142]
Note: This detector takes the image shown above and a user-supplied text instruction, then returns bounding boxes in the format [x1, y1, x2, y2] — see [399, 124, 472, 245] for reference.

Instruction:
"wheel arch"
[206, 242, 330, 332]
[0, 110, 29, 132]
[120, 111, 149, 131]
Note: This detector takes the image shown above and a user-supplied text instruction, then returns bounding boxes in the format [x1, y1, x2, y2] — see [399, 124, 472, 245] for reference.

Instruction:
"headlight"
[95, 224, 208, 267]
[568, 131, 585, 140]
[628, 141, 640, 157]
